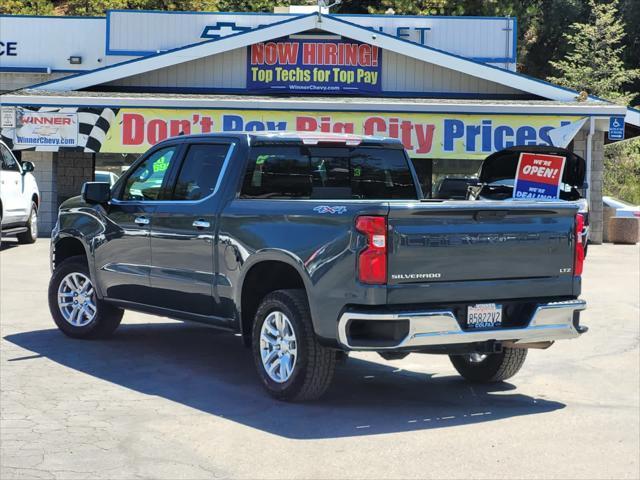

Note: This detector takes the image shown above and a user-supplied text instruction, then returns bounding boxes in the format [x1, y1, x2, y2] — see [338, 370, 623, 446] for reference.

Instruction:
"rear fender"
[235, 250, 314, 334]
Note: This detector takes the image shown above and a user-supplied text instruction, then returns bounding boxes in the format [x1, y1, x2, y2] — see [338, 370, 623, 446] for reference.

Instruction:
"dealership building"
[1, 8, 639, 241]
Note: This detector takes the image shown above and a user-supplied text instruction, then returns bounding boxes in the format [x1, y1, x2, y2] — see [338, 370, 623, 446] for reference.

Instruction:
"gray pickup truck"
[48, 133, 587, 401]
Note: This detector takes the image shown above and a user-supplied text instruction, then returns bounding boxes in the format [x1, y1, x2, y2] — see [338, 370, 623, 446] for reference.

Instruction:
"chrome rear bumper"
[337, 299, 587, 350]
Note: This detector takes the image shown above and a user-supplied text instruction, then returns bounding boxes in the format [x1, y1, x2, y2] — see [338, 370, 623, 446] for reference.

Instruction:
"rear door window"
[171, 144, 230, 201]
[240, 145, 417, 200]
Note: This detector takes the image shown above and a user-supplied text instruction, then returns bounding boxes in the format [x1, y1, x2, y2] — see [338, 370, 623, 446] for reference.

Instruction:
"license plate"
[467, 303, 502, 329]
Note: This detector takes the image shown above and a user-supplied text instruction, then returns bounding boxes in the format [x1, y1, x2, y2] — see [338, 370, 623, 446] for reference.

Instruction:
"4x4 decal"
[313, 206, 347, 215]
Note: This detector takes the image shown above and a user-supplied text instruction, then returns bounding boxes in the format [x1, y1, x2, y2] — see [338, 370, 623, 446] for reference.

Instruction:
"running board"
[1, 226, 28, 236]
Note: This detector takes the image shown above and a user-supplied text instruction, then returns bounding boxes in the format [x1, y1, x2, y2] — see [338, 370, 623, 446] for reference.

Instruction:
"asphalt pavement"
[1, 239, 638, 479]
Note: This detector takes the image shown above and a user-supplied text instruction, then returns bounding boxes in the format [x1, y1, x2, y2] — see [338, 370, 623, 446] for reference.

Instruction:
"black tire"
[449, 348, 528, 383]
[252, 289, 337, 401]
[48, 256, 123, 339]
[17, 202, 38, 244]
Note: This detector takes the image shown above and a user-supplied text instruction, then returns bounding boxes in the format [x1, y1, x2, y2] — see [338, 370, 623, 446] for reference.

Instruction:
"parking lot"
[0, 239, 638, 480]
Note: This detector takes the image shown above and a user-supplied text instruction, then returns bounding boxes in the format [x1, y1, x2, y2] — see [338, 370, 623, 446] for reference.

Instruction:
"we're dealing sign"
[513, 152, 566, 199]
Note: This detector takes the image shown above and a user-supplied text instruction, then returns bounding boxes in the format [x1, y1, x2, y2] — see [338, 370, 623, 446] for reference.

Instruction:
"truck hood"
[479, 146, 586, 188]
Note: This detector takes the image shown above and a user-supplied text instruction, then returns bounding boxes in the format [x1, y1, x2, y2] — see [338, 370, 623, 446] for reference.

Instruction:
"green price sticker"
[153, 156, 170, 173]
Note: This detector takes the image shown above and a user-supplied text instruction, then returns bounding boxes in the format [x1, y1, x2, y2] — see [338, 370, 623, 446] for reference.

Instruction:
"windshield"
[241, 145, 418, 200]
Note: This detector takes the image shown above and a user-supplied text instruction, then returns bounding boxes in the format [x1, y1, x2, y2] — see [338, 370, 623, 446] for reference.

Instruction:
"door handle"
[192, 219, 210, 229]
[134, 216, 150, 226]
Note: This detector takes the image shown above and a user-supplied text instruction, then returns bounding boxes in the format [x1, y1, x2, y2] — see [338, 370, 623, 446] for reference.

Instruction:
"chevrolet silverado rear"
[339, 201, 586, 352]
[50, 132, 587, 401]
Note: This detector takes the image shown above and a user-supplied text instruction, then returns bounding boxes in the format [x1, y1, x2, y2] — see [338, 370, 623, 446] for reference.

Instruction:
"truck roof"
[164, 132, 405, 148]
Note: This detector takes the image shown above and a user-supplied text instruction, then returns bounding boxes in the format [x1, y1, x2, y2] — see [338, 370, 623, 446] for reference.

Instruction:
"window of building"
[94, 153, 140, 186]
[431, 158, 482, 199]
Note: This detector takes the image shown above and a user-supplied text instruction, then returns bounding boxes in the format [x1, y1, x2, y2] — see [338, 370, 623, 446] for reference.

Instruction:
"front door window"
[121, 147, 177, 201]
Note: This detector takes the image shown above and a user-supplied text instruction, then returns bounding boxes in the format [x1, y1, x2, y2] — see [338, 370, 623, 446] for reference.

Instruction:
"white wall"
[108, 48, 247, 90]
[106, 45, 523, 96]
[105, 11, 517, 70]
[0, 72, 70, 92]
[0, 16, 131, 73]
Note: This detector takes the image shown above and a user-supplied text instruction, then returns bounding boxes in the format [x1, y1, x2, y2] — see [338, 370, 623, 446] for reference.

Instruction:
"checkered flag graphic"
[1, 107, 119, 153]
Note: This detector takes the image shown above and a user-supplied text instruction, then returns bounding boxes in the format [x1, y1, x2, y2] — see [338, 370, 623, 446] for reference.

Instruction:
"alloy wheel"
[30, 209, 38, 240]
[57, 272, 97, 327]
[259, 310, 298, 383]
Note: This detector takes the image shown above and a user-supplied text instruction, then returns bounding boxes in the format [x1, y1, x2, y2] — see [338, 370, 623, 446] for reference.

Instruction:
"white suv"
[0, 141, 40, 244]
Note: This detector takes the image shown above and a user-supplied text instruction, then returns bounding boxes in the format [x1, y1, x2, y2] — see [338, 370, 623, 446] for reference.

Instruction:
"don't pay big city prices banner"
[101, 108, 581, 158]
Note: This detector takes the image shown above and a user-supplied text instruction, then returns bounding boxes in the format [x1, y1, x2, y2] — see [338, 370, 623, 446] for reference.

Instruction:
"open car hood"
[479, 146, 586, 188]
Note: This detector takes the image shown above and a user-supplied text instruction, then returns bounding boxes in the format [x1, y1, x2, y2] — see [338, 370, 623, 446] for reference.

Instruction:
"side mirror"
[21, 161, 34, 174]
[82, 182, 111, 204]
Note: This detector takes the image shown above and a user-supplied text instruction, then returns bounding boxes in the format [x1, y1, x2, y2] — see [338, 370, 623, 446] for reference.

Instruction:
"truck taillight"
[356, 215, 387, 284]
[574, 213, 585, 277]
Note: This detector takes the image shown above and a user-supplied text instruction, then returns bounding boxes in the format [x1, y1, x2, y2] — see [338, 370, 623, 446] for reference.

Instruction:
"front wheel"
[17, 202, 38, 244]
[48, 256, 123, 339]
[252, 289, 337, 401]
[449, 348, 528, 383]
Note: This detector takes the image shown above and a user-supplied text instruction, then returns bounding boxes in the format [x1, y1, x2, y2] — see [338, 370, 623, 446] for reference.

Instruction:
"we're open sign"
[513, 152, 566, 200]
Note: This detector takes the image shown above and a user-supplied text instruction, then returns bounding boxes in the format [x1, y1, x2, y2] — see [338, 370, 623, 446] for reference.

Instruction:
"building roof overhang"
[0, 90, 628, 118]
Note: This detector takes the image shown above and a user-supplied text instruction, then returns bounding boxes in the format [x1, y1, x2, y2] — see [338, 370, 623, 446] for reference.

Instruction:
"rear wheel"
[252, 289, 337, 401]
[48, 256, 123, 339]
[449, 348, 528, 383]
[17, 202, 38, 244]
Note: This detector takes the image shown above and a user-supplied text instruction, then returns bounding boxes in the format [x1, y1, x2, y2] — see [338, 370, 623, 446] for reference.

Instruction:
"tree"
[0, 0, 55, 15]
[518, 0, 590, 78]
[65, 0, 128, 16]
[365, 0, 448, 15]
[620, 0, 640, 106]
[216, 0, 293, 12]
[603, 138, 640, 205]
[547, 0, 640, 103]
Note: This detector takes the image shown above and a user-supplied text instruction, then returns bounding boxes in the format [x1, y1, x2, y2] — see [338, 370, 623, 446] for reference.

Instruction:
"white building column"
[20, 151, 57, 237]
[572, 129, 605, 244]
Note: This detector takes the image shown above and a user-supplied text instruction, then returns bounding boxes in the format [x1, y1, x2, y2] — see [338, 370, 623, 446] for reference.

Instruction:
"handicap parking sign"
[608, 116, 625, 141]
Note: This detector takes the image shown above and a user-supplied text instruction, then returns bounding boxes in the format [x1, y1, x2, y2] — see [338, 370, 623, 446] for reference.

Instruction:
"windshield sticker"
[153, 156, 170, 173]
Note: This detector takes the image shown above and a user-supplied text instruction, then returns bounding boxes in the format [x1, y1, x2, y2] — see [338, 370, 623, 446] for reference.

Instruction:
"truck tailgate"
[388, 201, 577, 285]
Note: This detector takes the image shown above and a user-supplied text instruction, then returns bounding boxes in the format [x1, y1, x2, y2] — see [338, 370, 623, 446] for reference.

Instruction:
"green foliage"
[61, 0, 302, 15]
[547, 0, 640, 103]
[0, 0, 55, 15]
[65, 0, 127, 15]
[518, 0, 589, 78]
[604, 139, 640, 205]
[620, 0, 640, 105]
[216, 0, 293, 12]
[366, 0, 448, 15]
